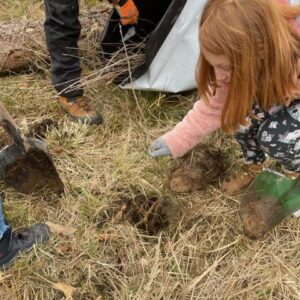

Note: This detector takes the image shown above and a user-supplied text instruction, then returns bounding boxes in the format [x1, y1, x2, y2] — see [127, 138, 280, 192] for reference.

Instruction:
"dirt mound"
[168, 144, 229, 193]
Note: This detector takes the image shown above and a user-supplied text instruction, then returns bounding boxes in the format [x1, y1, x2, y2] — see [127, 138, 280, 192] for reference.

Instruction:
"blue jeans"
[0, 198, 8, 240]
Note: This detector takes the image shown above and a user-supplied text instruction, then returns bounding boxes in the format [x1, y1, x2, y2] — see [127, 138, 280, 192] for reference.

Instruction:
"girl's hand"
[149, 138, 172, 158]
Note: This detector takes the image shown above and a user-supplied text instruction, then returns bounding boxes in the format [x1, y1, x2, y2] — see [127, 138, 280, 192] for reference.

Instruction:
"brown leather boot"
[58, 96, 103, 125]
[221, 163, 264, 195]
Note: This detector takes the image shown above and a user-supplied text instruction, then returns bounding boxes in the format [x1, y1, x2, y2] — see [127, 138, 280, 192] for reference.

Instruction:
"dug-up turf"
[4, 148, 64, 194]
[103, 192, 172, 235]
[168, 144, 229, 193]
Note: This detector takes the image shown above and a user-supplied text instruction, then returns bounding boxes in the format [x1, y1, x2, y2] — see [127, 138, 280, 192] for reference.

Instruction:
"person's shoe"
[0, 223, 50, 269]
[221, 162, 264, 195]
[58, 96, 103, 125]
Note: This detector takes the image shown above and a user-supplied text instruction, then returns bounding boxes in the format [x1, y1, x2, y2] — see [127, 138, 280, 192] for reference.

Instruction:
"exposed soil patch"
[27, 119, 58, 140]
[108, 193, 170, 235]
[4, 148, 64, 194]
[168, 144, 229, 193]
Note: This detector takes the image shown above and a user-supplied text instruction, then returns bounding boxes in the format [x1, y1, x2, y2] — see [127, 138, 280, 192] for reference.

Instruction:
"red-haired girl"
[150, 0, 300, 195]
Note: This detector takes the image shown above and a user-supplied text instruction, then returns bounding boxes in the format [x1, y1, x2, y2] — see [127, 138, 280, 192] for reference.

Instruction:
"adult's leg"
[44, 0, 83, 98]
[44, 0, 102, 125]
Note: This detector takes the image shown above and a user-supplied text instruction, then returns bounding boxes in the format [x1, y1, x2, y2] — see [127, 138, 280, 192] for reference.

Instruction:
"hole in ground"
[104, 192, 171, 235]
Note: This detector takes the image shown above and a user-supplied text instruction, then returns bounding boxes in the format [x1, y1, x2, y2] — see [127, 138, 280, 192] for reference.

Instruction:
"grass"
[1, 1, 300, 300]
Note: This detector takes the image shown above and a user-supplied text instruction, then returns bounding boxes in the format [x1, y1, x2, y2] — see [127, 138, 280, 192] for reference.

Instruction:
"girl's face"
[202, 48, 231, 86]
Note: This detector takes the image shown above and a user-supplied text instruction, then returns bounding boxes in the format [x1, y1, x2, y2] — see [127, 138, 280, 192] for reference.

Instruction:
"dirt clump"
[169, 145, 228, 193]
[4, 148, 64, 194]
[239, 194, 286, 239]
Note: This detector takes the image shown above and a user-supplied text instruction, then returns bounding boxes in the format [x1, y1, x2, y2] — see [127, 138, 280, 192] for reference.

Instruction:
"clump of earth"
[168, 144, 229, 193]
[240, 191, 285, 240]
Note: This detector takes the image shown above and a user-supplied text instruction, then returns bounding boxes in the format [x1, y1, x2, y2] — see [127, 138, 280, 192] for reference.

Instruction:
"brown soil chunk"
[168, 145, 228, 193]
[4, 148, 64, 194]
[239, 193, 286, 239]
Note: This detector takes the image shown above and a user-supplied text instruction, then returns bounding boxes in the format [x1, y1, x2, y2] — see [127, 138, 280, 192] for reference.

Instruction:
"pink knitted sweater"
[162, 0, 299, 159]
[162, 86, 227, 158]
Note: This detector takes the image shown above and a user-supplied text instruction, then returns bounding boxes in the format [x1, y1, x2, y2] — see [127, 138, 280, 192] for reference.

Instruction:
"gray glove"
[149, 138, 172, 158]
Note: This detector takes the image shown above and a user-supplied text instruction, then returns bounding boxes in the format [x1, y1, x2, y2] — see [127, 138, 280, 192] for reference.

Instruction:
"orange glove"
[112, 0, 139, 26]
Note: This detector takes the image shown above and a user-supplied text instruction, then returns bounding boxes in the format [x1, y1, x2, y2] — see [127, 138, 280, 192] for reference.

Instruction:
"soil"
[168, 144, 229, 193]
[27, 119, 58, 140]
[107, 193, 170, 235]
[239, 192, 286, 239]
[4, 147, 64, 194]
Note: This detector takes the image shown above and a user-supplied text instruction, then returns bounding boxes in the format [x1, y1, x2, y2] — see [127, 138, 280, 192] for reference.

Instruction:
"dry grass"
[1, 1, 300, 300]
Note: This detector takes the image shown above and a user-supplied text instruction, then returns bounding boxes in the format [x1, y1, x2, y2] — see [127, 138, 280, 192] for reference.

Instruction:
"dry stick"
[59, 46, 144, 95]
[118, 23, 145, 121]
[204, 237, 240, 253]
[111, 204, 127, 224]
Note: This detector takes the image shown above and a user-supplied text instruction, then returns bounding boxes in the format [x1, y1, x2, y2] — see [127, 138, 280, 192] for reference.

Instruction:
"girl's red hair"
[197, 0, 300, 131]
